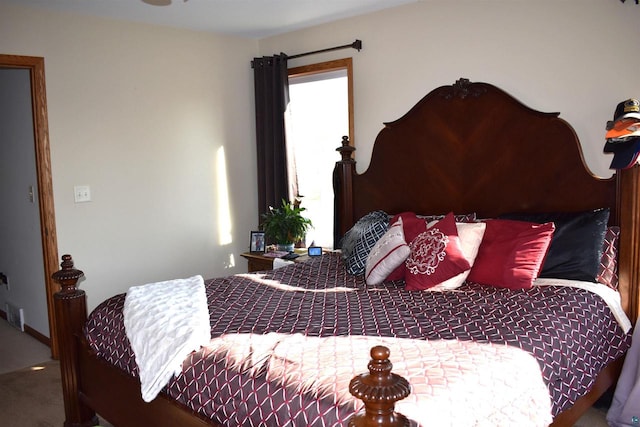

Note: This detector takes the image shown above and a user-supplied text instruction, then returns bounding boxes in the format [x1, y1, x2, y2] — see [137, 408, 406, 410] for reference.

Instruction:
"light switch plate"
[74, 185, 91, 203]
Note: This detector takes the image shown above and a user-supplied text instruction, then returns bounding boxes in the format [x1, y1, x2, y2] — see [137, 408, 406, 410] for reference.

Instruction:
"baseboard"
[25, 324, 50, 347]
[0, 308, 51, 348]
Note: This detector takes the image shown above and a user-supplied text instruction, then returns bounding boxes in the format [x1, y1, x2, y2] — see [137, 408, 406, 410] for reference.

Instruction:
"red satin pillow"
[404, 213, 471, 291]
[467, 219, 555, 290]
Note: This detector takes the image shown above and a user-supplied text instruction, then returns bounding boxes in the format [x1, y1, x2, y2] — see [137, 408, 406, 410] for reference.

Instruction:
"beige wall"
[0, 3, 258, 310]
[260, 0, 640, 178]
[2, 0, 639, 313]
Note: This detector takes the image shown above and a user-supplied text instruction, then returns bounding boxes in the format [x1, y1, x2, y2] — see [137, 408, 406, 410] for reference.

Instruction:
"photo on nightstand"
[250, 231, 266, 253]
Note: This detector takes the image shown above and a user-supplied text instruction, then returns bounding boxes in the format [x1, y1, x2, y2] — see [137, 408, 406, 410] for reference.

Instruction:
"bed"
[53, 78, 640, 427]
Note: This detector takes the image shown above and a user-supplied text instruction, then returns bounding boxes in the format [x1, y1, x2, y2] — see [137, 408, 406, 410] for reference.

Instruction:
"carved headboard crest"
[440, 77, 487, 100]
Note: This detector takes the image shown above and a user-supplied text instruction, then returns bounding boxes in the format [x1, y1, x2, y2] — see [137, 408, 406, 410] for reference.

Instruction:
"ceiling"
[5, 0, 418, 39]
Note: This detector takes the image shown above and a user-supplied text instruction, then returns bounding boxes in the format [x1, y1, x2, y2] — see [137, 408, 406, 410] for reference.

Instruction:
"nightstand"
[240, 252, 310, 272]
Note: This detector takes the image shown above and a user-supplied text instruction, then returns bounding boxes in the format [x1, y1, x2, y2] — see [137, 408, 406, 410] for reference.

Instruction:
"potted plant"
[260, 199, 312, 252]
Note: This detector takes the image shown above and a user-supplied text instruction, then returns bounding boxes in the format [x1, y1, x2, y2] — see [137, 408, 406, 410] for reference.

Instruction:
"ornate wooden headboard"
[334, 78, 640, 322]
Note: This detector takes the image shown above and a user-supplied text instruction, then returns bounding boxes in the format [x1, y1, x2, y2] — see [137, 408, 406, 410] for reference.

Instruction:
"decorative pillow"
[365, 217, 411, 286]
[384, 212, 478, 281]
[498, 208, 609, 282]
[393, 212, 431, 241]
[597, 226, 620, 290]
[427, 221, 486, 291]
[467, 219, 555, 290]
[341, 210, 390, 275]
[385, 212, 429, 281]
[404, 213, 471, 291]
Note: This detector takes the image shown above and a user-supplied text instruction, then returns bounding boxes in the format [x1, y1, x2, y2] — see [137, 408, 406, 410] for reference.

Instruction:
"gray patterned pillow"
[341, 210, 390, 275]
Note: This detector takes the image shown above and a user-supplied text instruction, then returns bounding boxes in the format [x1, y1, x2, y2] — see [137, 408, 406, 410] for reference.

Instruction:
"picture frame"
[250, 231, 266, 253]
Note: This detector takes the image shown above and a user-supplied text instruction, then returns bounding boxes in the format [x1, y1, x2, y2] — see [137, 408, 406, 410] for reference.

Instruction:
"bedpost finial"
[336, 135, 356, 162]
[348, 345, 411, 426]
[52, 254, 85, 294]
[59, 254, 74, 269]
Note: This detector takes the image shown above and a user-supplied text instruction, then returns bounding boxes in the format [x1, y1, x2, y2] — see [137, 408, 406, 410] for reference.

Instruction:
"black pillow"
[341, 210, 389, 276]
[498, 208, 609, 282]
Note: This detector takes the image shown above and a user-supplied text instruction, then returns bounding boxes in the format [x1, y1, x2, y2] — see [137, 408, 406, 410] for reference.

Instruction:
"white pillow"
[365, 217, 411, 285]
[427, 222, 486, 291]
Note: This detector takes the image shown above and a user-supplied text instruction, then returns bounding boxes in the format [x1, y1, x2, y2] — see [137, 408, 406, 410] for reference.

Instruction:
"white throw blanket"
[123, 275, 211, 402]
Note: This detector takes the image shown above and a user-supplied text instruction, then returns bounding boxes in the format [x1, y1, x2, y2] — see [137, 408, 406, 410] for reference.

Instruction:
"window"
[286, 59, 354, 248]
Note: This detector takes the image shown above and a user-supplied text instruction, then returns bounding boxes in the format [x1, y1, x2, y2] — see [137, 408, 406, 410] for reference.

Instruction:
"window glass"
[286, 59, 353, 248]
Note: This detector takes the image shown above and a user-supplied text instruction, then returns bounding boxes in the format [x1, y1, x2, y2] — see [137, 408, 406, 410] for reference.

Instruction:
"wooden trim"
[0, 54, 59, 358]
[24, 323, 51, 347]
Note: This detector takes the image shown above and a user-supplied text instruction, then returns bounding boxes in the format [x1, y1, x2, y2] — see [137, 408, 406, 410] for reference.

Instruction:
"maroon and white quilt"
[85, 252, 631, 426]
[197, 333, 553, 426]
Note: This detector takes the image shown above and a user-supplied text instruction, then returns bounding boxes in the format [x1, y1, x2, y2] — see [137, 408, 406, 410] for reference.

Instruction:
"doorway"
[0, 54, 59, 358]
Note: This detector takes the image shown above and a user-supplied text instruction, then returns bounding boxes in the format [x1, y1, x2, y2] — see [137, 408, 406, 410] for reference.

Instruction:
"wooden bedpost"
[52, 254, 99, 427]
[334, 135, 356, 247]
[618, 166, 640, 323]
[349, 346, 411, 427]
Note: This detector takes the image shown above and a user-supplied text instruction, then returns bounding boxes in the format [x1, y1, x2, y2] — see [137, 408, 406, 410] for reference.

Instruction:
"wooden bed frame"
[54, 78, 640, 427]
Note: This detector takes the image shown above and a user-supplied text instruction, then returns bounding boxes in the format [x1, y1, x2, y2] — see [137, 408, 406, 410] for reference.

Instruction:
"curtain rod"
[287, 39, 362, 60]
[251, 40, 362, 68]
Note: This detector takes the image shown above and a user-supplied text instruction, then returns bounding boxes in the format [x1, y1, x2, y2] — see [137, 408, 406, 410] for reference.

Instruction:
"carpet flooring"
[0, 360, 64, 427]
[0, 318, 52, 374]
[0, 359, 115, 427]
[0, 318, 113, 426]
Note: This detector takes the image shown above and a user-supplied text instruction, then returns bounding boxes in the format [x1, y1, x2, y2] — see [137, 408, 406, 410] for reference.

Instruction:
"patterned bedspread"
[85, 252, 631, 426]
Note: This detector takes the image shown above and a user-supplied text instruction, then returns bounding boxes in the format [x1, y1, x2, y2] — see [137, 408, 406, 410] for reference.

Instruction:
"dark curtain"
[252, 54, 290, 223]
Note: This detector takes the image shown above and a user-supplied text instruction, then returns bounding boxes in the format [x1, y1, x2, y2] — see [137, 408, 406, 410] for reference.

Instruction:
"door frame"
[1, 54, 60, 358]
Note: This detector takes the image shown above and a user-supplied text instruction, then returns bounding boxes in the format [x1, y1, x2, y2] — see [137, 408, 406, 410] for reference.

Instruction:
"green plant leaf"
[260, 199, 313, 245]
